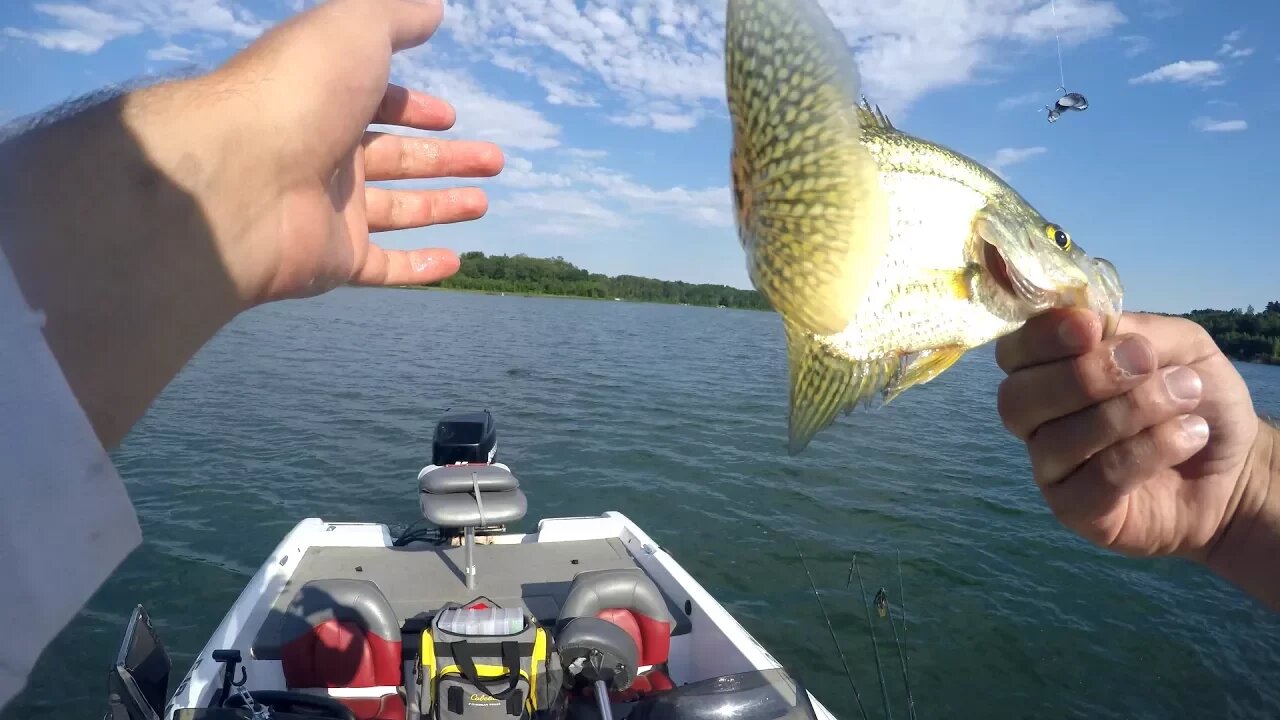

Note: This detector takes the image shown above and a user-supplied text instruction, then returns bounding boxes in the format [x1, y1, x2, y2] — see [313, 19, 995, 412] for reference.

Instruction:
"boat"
[103, 410, 838, 720]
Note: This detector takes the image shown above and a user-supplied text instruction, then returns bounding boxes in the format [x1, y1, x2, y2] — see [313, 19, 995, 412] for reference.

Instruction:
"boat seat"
[278, 578, 406, 720]
[418, 463, 527, 529]
[556, 568, 676, 701]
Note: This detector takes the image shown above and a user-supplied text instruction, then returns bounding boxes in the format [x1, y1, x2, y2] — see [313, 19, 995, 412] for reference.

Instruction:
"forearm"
[1204, 418, 1280, 610]
[0, 79, 248, 448]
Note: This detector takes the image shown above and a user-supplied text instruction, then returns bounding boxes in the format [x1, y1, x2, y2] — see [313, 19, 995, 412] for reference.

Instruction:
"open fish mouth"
[980, 238, 1062, 312]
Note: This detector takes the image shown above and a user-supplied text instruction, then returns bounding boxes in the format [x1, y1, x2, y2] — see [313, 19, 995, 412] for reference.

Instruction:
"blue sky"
[1, 0, 1276, 314]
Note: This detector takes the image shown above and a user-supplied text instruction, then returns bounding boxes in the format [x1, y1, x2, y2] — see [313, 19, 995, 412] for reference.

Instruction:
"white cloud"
[3, 0, 266, 54]
[998, 90, 1046, 110]
[1215, 29, 1254, 60]
[480, 151, 731, 238]
[1129, 60, 1224, 86]
[1218, 44, 1253, 59]
[504, 191, 627, 233]
[608, 110, 699, 132]
[490, 52, 599, 108]
[1137, 0, 1180, 20]
[3, 4, 143, 53]
[443, 0, 1127, 128]
[991, 146, 1047, 170]
[562, 148, 608, 160]
[390, 52, 562, 152]
[1193, 117, 1247, 133]
[492, 156, 572, 189]
[1008, 0, 1127, 44]
[1119, 34, 1152, 57]
[146, 42, 196, 62]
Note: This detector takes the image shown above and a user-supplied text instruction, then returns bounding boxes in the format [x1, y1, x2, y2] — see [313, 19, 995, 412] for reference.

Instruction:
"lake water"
[6, 288, 1280, 720]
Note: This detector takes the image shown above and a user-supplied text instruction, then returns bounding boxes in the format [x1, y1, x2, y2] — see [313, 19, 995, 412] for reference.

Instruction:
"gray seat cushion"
[419, 464, 520, 494]
[420, 489, 527, 528]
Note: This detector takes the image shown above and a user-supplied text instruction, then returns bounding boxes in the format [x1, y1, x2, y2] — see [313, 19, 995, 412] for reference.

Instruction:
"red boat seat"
[278, 578, 406, 720]
[557, 568, 676, 701]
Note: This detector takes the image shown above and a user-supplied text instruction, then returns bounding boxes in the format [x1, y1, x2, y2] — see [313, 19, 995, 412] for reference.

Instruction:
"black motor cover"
[432, 410, 497, 465]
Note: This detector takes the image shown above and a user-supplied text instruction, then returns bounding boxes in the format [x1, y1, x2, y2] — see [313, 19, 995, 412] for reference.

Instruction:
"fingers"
[361, 133, 504, 182]
[1027, 365, 1205, 485]
[1040, 414, 1210, 532]
[351, 247, 460, 286]
[374, 84, 456, 131]
[998, 332, 1159, 440]
[364, 187, 488, 232]
[995, 308, 1103, 374]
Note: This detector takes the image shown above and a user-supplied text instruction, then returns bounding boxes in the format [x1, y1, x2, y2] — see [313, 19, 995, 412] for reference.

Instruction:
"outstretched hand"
[0, 0, 505, 448]
[202, 0, 503, 304]
[994, 309, 1263, 560]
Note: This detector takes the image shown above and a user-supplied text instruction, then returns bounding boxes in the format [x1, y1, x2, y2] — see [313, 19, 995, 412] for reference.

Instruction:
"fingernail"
[1180, 415, 1209, 443]
[1111, 337, 1153, 377]
[1163, 366, 1202, 402]
[1057, 315, 1088, 351]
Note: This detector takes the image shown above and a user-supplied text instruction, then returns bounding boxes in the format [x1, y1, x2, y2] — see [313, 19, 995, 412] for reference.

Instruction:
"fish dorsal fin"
[726, 0, 892, 337]
[856, 97, 895, 130]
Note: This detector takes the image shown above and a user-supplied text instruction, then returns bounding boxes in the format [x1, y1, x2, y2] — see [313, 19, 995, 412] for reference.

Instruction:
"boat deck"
[251, 536, 692, 660]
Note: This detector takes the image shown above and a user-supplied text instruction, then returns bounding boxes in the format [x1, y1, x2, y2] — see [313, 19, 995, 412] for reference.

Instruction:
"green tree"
[417, 252, 773, 311]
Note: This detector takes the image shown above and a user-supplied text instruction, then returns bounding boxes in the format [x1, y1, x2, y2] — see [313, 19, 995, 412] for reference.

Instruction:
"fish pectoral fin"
[726, 0, 891, 337]
[902, 266, 980, 302]
[883, 345, 968, 404]
[784, 319, 901, 455]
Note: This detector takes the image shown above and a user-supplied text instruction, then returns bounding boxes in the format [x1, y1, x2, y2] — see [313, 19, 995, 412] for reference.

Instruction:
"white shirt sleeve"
[0, 244, 143, 711]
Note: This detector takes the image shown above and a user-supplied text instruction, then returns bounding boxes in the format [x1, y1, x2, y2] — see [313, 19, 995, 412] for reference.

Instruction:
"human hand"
[0, 0, 504, 447]
[994, 309, 1264, 561]
[192, 0, 503, 305]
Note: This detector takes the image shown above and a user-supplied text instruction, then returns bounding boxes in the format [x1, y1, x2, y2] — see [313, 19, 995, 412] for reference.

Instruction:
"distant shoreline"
[380, 251, 1280, 366]
[389, 283, 771, 311]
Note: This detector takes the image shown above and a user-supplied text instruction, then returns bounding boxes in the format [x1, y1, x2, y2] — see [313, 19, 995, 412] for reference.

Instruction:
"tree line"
[1181, 301, 1280, 366]
[420, 251, 771, 310]
[416, 252, 1280, 365]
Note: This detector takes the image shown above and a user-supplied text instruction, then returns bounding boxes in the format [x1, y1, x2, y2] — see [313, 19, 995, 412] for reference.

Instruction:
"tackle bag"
[416, 597, 561, 720]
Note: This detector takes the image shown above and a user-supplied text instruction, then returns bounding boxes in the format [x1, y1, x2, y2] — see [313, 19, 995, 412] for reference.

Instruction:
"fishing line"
[896, 550, 917, 720]
[1050, 0, 1066, 91]
[849, 555, 893, 720]
[795, 540, 871, 720]
[878, 586, 916, 720]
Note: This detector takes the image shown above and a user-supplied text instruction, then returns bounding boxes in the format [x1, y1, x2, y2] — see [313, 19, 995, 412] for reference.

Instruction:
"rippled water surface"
[8, 288, 1280, 719]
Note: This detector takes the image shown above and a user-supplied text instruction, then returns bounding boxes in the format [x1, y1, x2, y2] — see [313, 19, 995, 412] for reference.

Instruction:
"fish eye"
[1045, 224, 1072, 251]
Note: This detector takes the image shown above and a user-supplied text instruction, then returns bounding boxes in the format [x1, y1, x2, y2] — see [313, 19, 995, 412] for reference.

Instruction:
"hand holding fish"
[996, 309, 1280, 609]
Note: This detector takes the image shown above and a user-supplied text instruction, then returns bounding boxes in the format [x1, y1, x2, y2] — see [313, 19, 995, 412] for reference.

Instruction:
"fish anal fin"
[883, 345, 968, 404]
[784, 319, 902, 455]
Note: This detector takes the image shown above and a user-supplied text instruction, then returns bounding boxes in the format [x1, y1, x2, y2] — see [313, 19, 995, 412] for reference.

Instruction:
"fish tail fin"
[726, 0, 891, 337]
[784, 319, 901, 455]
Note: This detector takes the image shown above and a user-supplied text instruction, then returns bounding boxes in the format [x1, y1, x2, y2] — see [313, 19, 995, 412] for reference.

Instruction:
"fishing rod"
[849, 555, 892, 720]
[794, 540, 871, 720]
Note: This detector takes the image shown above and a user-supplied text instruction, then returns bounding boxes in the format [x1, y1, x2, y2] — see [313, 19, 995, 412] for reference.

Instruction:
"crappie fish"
[724, 0, 1124, 454]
